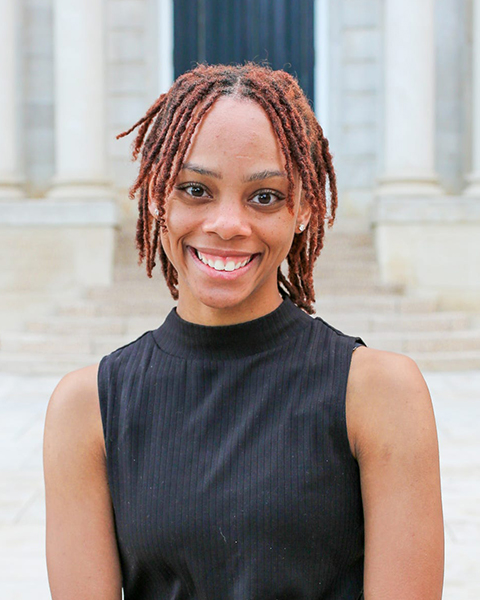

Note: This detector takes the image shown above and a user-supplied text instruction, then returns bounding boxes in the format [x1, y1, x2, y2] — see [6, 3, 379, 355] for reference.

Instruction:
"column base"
[463, 174, 480, 196]
[0, 198, 119, 295]
[373, 195, 480, 310]
[47, 181, 114, 201]
[0, 183, 24, 200]
[376, 178, 444, 197]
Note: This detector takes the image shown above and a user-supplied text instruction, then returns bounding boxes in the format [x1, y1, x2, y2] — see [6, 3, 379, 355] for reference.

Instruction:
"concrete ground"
[0, 370, 479, 599]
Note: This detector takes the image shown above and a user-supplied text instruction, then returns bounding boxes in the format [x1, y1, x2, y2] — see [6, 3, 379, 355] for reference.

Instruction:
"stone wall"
[18, 0, 474, 220]
[23, 0, 54, 197]
[329, 0, 384, 221]
[106, 0, 159, 218]
[329, 0, 471, 219]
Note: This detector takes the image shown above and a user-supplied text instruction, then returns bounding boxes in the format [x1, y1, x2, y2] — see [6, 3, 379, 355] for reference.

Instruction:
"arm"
[346, 347, 444, 599]
[43, 364, 122, 600]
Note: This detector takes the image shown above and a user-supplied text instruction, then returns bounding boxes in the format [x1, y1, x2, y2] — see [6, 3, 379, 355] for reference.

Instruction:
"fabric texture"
[98, 297, 365, 599]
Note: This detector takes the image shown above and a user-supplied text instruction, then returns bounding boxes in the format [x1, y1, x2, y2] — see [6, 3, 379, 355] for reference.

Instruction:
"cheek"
[163, 202, 193, 239]
[261, 215, 296, 256]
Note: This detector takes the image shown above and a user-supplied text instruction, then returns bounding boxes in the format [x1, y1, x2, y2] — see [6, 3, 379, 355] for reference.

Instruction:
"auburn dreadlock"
[117, 63, 337, 314]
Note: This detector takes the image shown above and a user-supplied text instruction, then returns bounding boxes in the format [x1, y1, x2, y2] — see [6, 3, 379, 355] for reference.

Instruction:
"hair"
[117, 63, 337, 314]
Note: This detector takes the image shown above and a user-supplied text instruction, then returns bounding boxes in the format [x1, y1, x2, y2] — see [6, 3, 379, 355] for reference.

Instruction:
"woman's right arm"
[44, 364, 122, 600]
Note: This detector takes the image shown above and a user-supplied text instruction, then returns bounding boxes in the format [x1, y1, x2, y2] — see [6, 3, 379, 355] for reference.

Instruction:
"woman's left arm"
[347, 347, 444, 599]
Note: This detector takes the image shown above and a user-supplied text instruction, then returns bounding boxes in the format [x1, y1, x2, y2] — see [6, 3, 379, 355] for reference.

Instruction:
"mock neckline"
[151, 297, 312, 360]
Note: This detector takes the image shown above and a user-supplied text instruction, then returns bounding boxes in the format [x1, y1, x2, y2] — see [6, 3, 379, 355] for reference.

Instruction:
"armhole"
[97, 355, 111, 457]
[343, 337, 365, 460]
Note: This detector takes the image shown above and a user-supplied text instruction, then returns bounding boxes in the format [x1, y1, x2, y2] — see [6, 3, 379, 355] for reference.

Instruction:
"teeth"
[196, 250, 251, 272]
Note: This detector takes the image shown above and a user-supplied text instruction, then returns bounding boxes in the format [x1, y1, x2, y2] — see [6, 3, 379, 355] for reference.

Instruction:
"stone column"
[0, 0, 23, 199]
[378, 0, 442, 195]
[465, 0, 480, 196]
[48, 0, 111, 199]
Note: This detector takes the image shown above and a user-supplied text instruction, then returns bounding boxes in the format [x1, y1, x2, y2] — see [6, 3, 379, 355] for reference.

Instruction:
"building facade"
[1, 0, 479, 328]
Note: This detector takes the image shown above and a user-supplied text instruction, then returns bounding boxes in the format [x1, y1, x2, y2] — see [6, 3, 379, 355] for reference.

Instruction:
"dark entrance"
[173, 0, 315, 104]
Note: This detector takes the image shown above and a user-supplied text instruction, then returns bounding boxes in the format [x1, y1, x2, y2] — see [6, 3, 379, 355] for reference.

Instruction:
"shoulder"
[45, 364, 104, 459]
[346, 348, 444, 596]
[346, 347, 436, 461]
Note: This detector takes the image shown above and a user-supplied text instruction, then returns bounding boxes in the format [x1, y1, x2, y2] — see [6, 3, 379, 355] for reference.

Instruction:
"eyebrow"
[182, 163, 222, 178]
[182, 163, 287, 183]
[245, 169, 287, 182]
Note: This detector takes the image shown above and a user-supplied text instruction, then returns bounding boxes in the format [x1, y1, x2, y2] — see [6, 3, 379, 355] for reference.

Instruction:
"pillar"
[465, 0, 480, 196]
[0, 0, 23, 199]
[48, 0, 112, 199]
[378, 0, 442, 195]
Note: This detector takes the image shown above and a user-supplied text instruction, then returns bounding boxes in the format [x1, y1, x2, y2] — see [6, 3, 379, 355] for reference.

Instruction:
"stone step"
[314, 280, 403, 295]
[0, 353, 100, 376]
[315, 266, 380, 282]
[365, 330, 480, 354]
[58, 299, 174, 318]
[321, 312, 471, 335]
[2, 347, 480, 375]
[3, 314, 477, 359]
[0, 332, 135, 356]
[411, 351, 480, 372]
[315, 295, 438, 314]
[26, 316, 128, 335]
[27, 295, 439, 336]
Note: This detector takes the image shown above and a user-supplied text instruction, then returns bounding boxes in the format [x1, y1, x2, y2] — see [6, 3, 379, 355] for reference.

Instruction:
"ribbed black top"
[98, 298, 365, 599]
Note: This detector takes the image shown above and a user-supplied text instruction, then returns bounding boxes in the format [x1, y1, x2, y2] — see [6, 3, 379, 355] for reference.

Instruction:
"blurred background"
[0, 0, 479, 598]
[1, 0, 480, 369]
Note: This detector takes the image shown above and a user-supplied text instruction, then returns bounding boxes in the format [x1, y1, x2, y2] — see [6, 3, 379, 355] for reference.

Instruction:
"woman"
[44, 64, 444, 599]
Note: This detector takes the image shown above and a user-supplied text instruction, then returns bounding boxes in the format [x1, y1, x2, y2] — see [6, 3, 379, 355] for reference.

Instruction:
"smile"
[190, 247, 256, 273]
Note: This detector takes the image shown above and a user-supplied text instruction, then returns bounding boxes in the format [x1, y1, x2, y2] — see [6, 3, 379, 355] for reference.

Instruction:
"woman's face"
[154, 96, 311, 325]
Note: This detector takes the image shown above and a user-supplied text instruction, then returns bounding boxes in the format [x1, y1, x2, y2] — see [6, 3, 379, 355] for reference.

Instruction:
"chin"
[194, 290, 251, 312]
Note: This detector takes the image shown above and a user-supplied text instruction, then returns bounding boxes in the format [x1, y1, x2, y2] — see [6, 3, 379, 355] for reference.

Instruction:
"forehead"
[182, 96, 285, 168]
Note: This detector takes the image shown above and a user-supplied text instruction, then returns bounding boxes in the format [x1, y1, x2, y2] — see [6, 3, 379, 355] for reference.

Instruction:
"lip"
[193, 246, 256, 259]
[188, 246, 259, 279]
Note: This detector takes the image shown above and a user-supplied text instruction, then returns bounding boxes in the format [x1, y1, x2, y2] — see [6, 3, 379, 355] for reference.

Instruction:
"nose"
[202, 198, 252, 240]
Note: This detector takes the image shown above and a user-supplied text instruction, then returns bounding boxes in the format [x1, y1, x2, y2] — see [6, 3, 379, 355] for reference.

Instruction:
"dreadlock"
[117, 63, 338, 314]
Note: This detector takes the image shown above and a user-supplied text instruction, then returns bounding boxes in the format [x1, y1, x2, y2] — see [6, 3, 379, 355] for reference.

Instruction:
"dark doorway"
[173, 0, 315, 104]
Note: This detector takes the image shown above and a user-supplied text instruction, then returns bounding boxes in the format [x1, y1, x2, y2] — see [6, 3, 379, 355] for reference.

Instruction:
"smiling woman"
[43, 64, 444, 600]
[152, 95, 312, 325]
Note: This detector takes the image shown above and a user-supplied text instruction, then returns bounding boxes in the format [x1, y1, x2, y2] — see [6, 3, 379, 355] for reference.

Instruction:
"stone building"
[1, 0, 479, 332]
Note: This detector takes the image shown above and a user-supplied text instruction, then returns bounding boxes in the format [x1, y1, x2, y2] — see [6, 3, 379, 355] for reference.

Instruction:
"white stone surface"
[435, 0, 468, 195]
[48, 0, 112, 198]
[379, 0, 442, 194]
[0, 199, 119, 226]
[374, 213, 480, 310]
[0, 226, 116, 292]
[157, 0, 174, 94]
[0, 0, 23, 198]
[343, 28, 381, 61]
[0, 370, 479, 599]
[107, 0, 146, 29]
[341, 0, 381, 28]
[343, 63, 378, 93]
[465, 0, 480, 195]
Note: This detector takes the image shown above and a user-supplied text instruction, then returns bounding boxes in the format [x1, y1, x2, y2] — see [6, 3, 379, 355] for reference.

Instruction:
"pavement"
[0, 369, 479, 600]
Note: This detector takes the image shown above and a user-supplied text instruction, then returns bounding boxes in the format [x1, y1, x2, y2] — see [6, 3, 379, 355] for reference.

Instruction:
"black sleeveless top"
[98, 298, 365, 599]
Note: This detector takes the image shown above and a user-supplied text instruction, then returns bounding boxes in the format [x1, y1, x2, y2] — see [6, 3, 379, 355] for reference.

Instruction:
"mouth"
[189, 247, 258, 274]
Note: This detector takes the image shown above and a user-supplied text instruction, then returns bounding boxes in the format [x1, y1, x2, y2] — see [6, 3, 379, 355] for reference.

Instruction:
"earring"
[154, 208, 159, 217]
[298, 223, 306, 232]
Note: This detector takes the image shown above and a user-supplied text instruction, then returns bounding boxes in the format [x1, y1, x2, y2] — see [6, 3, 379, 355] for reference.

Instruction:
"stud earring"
[154, 208, 159, 217]
[298, 223, 306, 232]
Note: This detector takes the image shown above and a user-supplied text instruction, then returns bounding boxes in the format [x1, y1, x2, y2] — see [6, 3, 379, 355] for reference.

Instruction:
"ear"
[296, 191, 312, 232]
[147, 176, 160, 220]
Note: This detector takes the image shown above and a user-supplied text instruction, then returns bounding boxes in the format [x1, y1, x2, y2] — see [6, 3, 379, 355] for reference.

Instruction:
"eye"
[177, 183, 209, 198]
[250, 190, 284, 206]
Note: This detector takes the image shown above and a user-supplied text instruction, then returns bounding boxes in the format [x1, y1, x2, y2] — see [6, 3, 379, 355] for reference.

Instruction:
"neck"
[176, 292, 284, 326]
